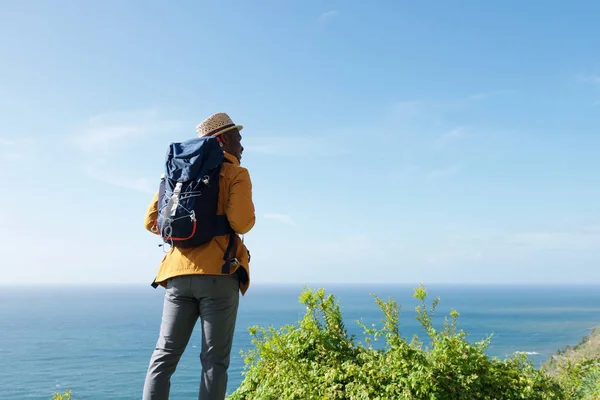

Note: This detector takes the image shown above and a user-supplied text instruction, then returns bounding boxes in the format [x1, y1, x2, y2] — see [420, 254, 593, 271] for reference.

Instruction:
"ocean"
[1, 284, 599, 399]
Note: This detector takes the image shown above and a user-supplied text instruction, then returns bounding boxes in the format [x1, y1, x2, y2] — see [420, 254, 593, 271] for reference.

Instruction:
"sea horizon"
[3, 282, 600, 288]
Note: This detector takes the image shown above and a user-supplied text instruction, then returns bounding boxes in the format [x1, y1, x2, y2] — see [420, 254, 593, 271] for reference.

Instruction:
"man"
[142, 112, 255, 400]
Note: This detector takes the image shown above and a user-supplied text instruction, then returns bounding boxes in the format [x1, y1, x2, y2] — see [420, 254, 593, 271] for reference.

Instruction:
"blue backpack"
[156, 136, 234, 248]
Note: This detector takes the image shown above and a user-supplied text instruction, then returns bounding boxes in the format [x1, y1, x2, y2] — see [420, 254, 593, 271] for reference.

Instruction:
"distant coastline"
[544, 325, 600, 373]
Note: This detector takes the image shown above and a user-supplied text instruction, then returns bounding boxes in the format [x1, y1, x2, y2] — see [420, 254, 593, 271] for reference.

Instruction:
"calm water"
[1, 284, 599, 399]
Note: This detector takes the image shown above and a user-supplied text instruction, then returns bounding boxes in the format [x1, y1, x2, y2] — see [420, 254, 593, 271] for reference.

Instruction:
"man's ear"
[219, 131, 229, 144]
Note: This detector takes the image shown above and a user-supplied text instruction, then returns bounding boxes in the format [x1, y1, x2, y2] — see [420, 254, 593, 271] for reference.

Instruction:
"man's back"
[144, 150, 255, 294]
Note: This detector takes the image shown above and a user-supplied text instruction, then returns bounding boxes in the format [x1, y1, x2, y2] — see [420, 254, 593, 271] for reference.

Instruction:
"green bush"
[229, 285, 565, 400]
[551, 358, 600, 399]
[52, 390, 72, 400]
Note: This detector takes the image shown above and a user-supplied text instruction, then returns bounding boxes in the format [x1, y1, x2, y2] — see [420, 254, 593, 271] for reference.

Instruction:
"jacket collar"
[223, 151, 240, 166]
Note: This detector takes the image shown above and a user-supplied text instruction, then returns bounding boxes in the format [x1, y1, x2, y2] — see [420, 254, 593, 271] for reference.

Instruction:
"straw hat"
[196, 112, 243, 138]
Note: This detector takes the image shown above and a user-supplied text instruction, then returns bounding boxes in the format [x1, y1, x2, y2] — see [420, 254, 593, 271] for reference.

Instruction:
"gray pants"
[142, 274, 240, 400]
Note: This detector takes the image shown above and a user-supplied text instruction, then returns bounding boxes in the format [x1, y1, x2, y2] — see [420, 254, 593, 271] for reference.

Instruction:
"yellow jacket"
[143, 152, 255, 295]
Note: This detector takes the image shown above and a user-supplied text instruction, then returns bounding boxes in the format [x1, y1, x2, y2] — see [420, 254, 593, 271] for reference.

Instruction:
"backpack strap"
[221, 233, 239, 274]
[214, 215, 234, 237]
[214, 211, 237, 274]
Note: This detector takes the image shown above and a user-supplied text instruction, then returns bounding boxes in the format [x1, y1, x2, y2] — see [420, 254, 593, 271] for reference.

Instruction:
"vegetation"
[51, 390, 71, 400]
[229, 285, 600, 400]
[543, 327, 600, 400]
[548, 358, 600, 399]
[544, 326, 600, 372]
[49, 286, 600, 399]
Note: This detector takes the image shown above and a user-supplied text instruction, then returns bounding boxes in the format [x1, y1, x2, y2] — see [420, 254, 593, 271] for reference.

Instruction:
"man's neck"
[223, 151, 240, 165]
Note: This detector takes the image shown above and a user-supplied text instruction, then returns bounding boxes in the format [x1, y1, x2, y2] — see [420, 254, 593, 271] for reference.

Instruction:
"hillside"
[544, 326, 600, 374]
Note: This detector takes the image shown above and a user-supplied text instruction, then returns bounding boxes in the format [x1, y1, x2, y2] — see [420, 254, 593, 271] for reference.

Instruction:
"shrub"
[229, 285, 565, 400]
[52, 390, 72, 400]
[552, 358, 600, 399]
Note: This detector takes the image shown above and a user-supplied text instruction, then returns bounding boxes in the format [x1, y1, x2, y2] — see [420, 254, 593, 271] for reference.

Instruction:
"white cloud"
[507, 228, 600, 251]
[83, 160, 157, 194]
[390, 91, 515, 119]
[580, 225, 600, 234]
[244, 136, 352, 157]
[387, 92, 514, 138]
[421, 224, 600, 259]
[71, 109, 186, 193]
[243, 232, 388, 283]
[0, 137, 35, 161]
[318, 9, 339, 23]
[425, 249, 483, 265]
[442, 127, 470, 140]
[425, 164, 462, 180]
[385, 93, 513, 178]
[72, 109, 185, 156]
[390, 100, 426, 119]
[434, 126, 481, 148]
[576, 72, 600, 86]
[264, 213, 296, 226]
[389, 91, 516, 125]
[466, 89, 518, 101]
[588, 75, 600, 85]
[311, 234, 373, 255]
[74, 124, 143, 155]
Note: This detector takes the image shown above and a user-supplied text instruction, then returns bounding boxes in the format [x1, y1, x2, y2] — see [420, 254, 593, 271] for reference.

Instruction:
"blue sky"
[1, 0, 599, 285]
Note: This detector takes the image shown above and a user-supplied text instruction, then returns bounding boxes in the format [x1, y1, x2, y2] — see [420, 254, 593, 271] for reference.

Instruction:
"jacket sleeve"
[227, 167, 256, 235]
[144, 191, 160, 234]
